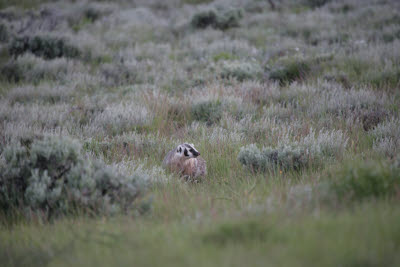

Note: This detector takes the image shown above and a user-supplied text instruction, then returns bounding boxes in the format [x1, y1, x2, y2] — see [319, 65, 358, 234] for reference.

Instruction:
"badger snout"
[194, 151, 200, 157]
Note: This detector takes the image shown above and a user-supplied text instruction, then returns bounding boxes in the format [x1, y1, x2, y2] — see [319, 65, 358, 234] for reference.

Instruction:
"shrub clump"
[70, 4, 114, 32]
[0, 59, 23, 83]
[182, 0, 214, 4]
[268, 59, 311, 85]
[0, 137, 147, 219]
[302, 129, 348, 158]
[367, 68, 400, 90]
[84, 7, 103, 22]
[91, 103, 152, 136]
[190, 9, 217, 29]
[361, 109, 387, 131]
[238, 144, 312, 172]
[0, 54, 82, 84]
[191, 100, 223, 126]
[329, 162, 400, 202]
[304, 0, 331, 8]
[190, 8, 243, 30]
[214, 8, 243, 30]
[220, 61, 262, 81]
[0, 23, 9, 43]
[238, 129, 347, 172]
[7, 85, 72, 105]
[9, 35, 81, 60]
[370, 118, 400, 158]
[99, 63, 138, 87]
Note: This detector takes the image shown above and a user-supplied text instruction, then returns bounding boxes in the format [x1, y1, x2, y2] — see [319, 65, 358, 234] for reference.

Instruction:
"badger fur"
[162, 143, 207, 180]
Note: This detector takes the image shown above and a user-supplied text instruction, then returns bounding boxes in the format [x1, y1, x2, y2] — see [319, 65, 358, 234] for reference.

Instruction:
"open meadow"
[1, 0, 400, 266]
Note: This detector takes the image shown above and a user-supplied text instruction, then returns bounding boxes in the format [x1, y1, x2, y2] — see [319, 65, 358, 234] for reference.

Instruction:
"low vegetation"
[0, 137, 148, 220]
[238, 144, 313, 172]
[268, 58, 311, 85]
[190, 8, 243, 30]
[9, 35, 81, 60]
[191, 100, 222, 125]
[219, 61, 262, 81]
[0, 0, 399, 266]
[328, 161, 400, 202]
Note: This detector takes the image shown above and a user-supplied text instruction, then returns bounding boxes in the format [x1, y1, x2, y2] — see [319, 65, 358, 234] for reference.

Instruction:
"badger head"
[176, 143, 200, 158]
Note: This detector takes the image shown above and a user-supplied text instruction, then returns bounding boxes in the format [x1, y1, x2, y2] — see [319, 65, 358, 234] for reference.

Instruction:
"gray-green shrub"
[7, 85, 72, 104]
[70, 4, 115, 32]
[99, 63, 138, 87]
[182, 0, 214, 4]
[84, 7, 103, 22]
[0, 23, 9, 43]
[361, 109, 387, 131]
[190, 9, 217, 29]
[268, 59, 311, 85]
[238, 129, 347, 172]
[370, 118, 400, 158]
[214, 8, 243, 30]
[90, 102, 152, 136]
[0, 137, 147, 219]
[302, 129, 348, 158]
[0, 54, 83, 84]
[0, 60, 23, 83]
[304, 0, 331, 8]
[190, 8, 243, 30]
[220, 61, 262, 81]
[191, 100, 222, 126]
[9, 35, 81, 60]
[238, 144, 312, 172]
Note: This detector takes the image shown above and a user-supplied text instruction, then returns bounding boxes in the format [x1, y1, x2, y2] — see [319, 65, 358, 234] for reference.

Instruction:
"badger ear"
[177, 146, 182, 153]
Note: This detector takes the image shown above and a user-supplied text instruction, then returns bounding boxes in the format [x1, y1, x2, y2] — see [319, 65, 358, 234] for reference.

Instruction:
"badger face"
[176, 143, 200, 158]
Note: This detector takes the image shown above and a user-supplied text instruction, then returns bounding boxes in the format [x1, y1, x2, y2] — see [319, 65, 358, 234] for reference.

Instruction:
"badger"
[162, 143, 207, 180]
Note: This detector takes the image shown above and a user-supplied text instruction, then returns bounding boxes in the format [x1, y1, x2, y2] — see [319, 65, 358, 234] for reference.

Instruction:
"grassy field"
[0, 0, 400, 266]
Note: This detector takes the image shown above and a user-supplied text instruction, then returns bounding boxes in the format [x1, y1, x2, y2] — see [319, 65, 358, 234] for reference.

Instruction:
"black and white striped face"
[176, 143, 200, 158]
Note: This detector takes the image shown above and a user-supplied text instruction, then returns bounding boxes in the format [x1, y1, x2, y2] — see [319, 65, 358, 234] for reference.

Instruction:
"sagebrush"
[0, 137, 147, 219]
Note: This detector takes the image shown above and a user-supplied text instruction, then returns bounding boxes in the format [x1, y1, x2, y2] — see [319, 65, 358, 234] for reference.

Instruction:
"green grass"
[1, 202, 399, 267]
[1, 0, 400, 266]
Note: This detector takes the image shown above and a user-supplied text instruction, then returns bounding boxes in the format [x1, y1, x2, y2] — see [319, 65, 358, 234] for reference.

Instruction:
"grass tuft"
[328, 161, 400, 202]
[268, 59, 311, 85]
[203, 221, 270, 245]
